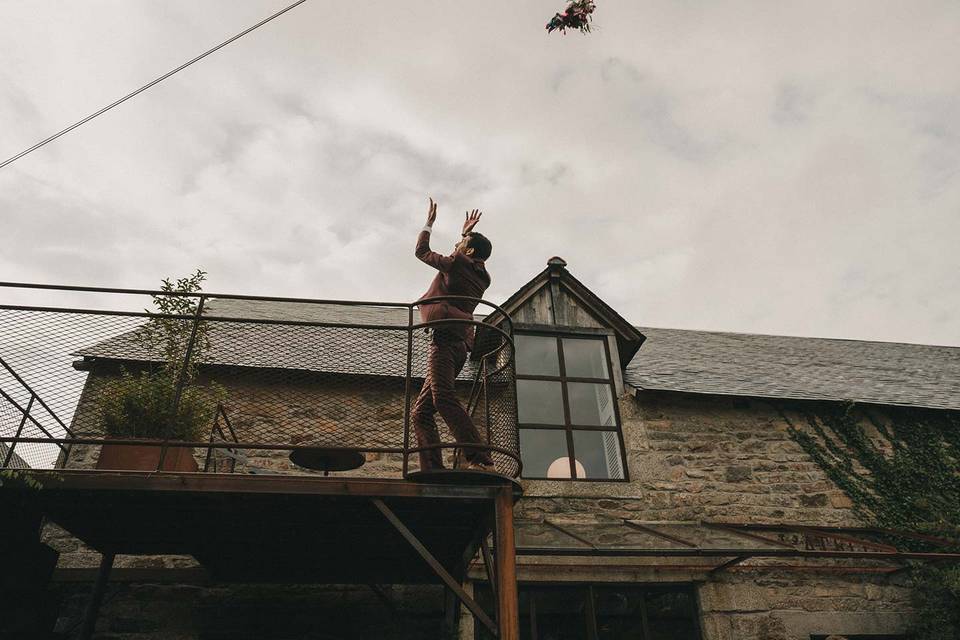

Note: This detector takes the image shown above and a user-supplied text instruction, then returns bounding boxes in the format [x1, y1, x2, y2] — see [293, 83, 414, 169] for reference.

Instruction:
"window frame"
[514, 328, 629, 482]
[473, 582, 704, 640]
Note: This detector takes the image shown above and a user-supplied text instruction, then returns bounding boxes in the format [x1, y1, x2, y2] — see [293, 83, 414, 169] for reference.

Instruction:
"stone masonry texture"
[43, 374, 922, 639]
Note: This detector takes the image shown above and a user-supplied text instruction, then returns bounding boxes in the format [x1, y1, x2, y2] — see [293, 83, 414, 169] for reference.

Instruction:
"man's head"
[455, 232, 492, 260]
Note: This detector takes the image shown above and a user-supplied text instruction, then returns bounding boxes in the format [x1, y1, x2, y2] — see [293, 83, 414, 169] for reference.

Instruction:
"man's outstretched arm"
[416, 197, 456, 272]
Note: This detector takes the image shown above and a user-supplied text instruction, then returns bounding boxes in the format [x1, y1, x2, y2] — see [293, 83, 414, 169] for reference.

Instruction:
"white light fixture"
[546, 457, 586, 479]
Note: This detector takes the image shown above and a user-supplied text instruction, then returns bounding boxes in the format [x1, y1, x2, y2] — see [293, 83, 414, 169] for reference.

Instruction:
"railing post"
[3, 394, 34, 468]
[402, 304, 414, 478]
[158, 294, 206, 471]
[483, 359, 492, 446]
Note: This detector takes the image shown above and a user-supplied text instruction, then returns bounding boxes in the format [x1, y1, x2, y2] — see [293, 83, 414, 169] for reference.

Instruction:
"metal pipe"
[78, 552, 115, 640]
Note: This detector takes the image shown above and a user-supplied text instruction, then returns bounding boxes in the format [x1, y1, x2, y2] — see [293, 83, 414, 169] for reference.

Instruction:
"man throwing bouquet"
[411, 198, 496, 473]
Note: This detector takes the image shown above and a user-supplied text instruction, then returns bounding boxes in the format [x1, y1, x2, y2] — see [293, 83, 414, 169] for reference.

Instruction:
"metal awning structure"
[5, 469, 527, 640]
[514, 519, 960, 573]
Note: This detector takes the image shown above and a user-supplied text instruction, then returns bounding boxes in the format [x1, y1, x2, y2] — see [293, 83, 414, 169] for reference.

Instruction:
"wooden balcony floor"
[17, 470, 514, 584]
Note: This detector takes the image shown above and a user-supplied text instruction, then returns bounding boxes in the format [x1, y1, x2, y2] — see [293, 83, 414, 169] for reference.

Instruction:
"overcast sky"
[1, 0, 958, 346]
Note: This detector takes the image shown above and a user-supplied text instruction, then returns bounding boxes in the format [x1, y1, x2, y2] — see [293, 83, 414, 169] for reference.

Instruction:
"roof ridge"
[634, 325, 960, 351]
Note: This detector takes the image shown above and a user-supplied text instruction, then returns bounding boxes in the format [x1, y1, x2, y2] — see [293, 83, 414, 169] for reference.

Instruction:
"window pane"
[520, 428, 570, 478]
[594, 588, 647, 639]
[567, 382, 615, 426]
[514, 334, 560, 376]
[644, 590, 700, 640]
[562, 338, 609, 379]
[531, 588, 593, 640]
[517, 380, 565, 425]
[572, 430, 625, 480]
[594, 588, 699, 640]
[474, 587, 592, 640]
[474, 588, 535, 640]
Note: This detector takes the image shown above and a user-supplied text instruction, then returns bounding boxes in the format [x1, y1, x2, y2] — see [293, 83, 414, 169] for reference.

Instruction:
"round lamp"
[546, 457, 586, 479]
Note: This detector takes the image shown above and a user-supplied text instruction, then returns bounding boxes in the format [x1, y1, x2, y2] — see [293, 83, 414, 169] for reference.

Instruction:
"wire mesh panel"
[0, 285, 520, 478]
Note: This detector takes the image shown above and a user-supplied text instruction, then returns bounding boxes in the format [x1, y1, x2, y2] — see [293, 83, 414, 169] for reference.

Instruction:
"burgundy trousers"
[411, 333, 494, 470]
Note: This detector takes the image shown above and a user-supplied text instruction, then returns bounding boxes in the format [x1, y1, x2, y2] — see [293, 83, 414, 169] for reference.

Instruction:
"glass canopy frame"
[513, 518, 960, 573]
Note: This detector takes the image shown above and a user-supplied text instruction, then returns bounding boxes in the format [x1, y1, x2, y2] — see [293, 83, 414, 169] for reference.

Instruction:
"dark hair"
[466, 232, 492, 260]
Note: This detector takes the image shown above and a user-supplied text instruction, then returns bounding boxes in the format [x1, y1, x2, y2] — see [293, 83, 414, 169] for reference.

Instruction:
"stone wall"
[44, 377, 921, 639]
[52, 582, 447, 640]
[58, 366, 475, 477]
[699, 572, 913, 640]
[512, 389, 916, 640]
[519, 390, 857, 524]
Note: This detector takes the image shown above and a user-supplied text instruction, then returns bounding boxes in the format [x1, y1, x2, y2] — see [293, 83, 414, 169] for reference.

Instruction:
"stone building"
[3, 258, 959, 639]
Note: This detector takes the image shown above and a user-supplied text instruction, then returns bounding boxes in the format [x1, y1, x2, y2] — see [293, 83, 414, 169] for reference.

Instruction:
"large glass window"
[514, 333, 626, 480]
[475, 585, 701, 640]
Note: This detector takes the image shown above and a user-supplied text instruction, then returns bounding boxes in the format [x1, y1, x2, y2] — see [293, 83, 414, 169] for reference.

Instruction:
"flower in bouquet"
[546, 0, 597, 34]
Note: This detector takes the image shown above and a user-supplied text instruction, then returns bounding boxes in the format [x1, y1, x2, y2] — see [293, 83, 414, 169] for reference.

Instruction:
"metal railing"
[0, 282, 520, 478]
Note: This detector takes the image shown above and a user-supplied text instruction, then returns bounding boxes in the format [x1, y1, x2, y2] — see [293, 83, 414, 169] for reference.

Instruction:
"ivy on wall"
[782, 402, 960, 640]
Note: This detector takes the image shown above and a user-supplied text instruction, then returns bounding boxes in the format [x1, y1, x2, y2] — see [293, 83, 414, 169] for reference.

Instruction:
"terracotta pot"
[96, 440, 199, 472]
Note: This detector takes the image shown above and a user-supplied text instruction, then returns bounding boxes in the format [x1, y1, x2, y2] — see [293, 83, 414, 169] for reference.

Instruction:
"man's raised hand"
[462, 209, 482, 235]
[426, 197, 437, 227]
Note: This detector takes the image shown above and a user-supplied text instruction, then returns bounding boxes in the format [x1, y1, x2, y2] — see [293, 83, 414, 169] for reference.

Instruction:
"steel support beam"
[709, 555, 750, 575]
[494, 486, 520, 640]
[78, 551, 114, 640]
[480, 535, 498, 623]
[371, 498, 498, 636]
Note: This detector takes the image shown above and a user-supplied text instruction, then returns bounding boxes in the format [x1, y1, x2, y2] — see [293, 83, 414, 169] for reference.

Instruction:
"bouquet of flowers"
[546, 0, 597, 34]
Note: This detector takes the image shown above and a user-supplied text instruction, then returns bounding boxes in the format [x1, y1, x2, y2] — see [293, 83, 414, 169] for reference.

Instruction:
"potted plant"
[95, 270, 221, 472]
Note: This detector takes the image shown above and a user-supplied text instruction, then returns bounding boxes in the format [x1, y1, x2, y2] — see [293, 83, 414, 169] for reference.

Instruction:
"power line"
[0, 0, 307, 171]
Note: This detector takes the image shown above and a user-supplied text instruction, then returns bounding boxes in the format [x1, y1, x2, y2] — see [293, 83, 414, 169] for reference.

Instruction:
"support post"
[78, 551, 115, 640]
[494, 486, 519, 640]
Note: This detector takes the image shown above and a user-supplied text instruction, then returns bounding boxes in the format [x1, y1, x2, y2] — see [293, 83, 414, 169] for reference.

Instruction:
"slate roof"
[626, 327, 960, 411]
[74, 298, 960, 411]
[74, 298, 481, 380]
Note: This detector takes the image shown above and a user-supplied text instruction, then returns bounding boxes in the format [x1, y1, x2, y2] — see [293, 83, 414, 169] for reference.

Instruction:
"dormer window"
[514, 332, 627, 480]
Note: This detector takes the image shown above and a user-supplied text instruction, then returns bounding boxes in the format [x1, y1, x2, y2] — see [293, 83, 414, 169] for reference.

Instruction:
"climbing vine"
[783, 402, 960, 640]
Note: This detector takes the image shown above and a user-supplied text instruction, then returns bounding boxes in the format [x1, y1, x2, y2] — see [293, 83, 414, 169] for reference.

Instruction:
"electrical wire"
[0, 0, 307, 171]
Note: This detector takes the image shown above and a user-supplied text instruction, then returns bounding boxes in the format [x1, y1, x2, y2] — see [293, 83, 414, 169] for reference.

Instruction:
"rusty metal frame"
[700, 521, 797, 549]
[624, 520, 699, 548]
[0, 283, 521, 477]
[719, 522, 899, 553]
[542, 519, 599, 550]
[513, 518, 960, 573]
[372, 498, 499, 636]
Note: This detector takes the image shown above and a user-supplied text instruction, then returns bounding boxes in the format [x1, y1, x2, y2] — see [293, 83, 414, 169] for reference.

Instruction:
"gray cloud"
[0, 0, 958, 346]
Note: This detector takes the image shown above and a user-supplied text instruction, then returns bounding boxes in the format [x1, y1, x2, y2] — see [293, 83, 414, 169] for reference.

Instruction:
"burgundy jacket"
[415, 230, 490, 349]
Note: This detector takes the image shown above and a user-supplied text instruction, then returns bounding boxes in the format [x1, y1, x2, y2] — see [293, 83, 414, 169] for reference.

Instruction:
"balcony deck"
[0, 283, 521, 477]
[18, 469, 519, 584]
[0, 283, 524, 639]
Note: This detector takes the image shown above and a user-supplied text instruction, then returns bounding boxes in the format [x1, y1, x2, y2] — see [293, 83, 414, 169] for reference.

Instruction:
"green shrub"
[97, 269, 222, 442]
[100, 369, 217, 442]
[784, 403, 960, 640]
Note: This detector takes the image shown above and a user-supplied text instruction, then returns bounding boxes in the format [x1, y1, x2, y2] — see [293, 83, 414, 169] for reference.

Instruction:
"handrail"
[0, 282, 515, 327]
[0, 286, 520, 477]
[0, 357, 74, 438]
